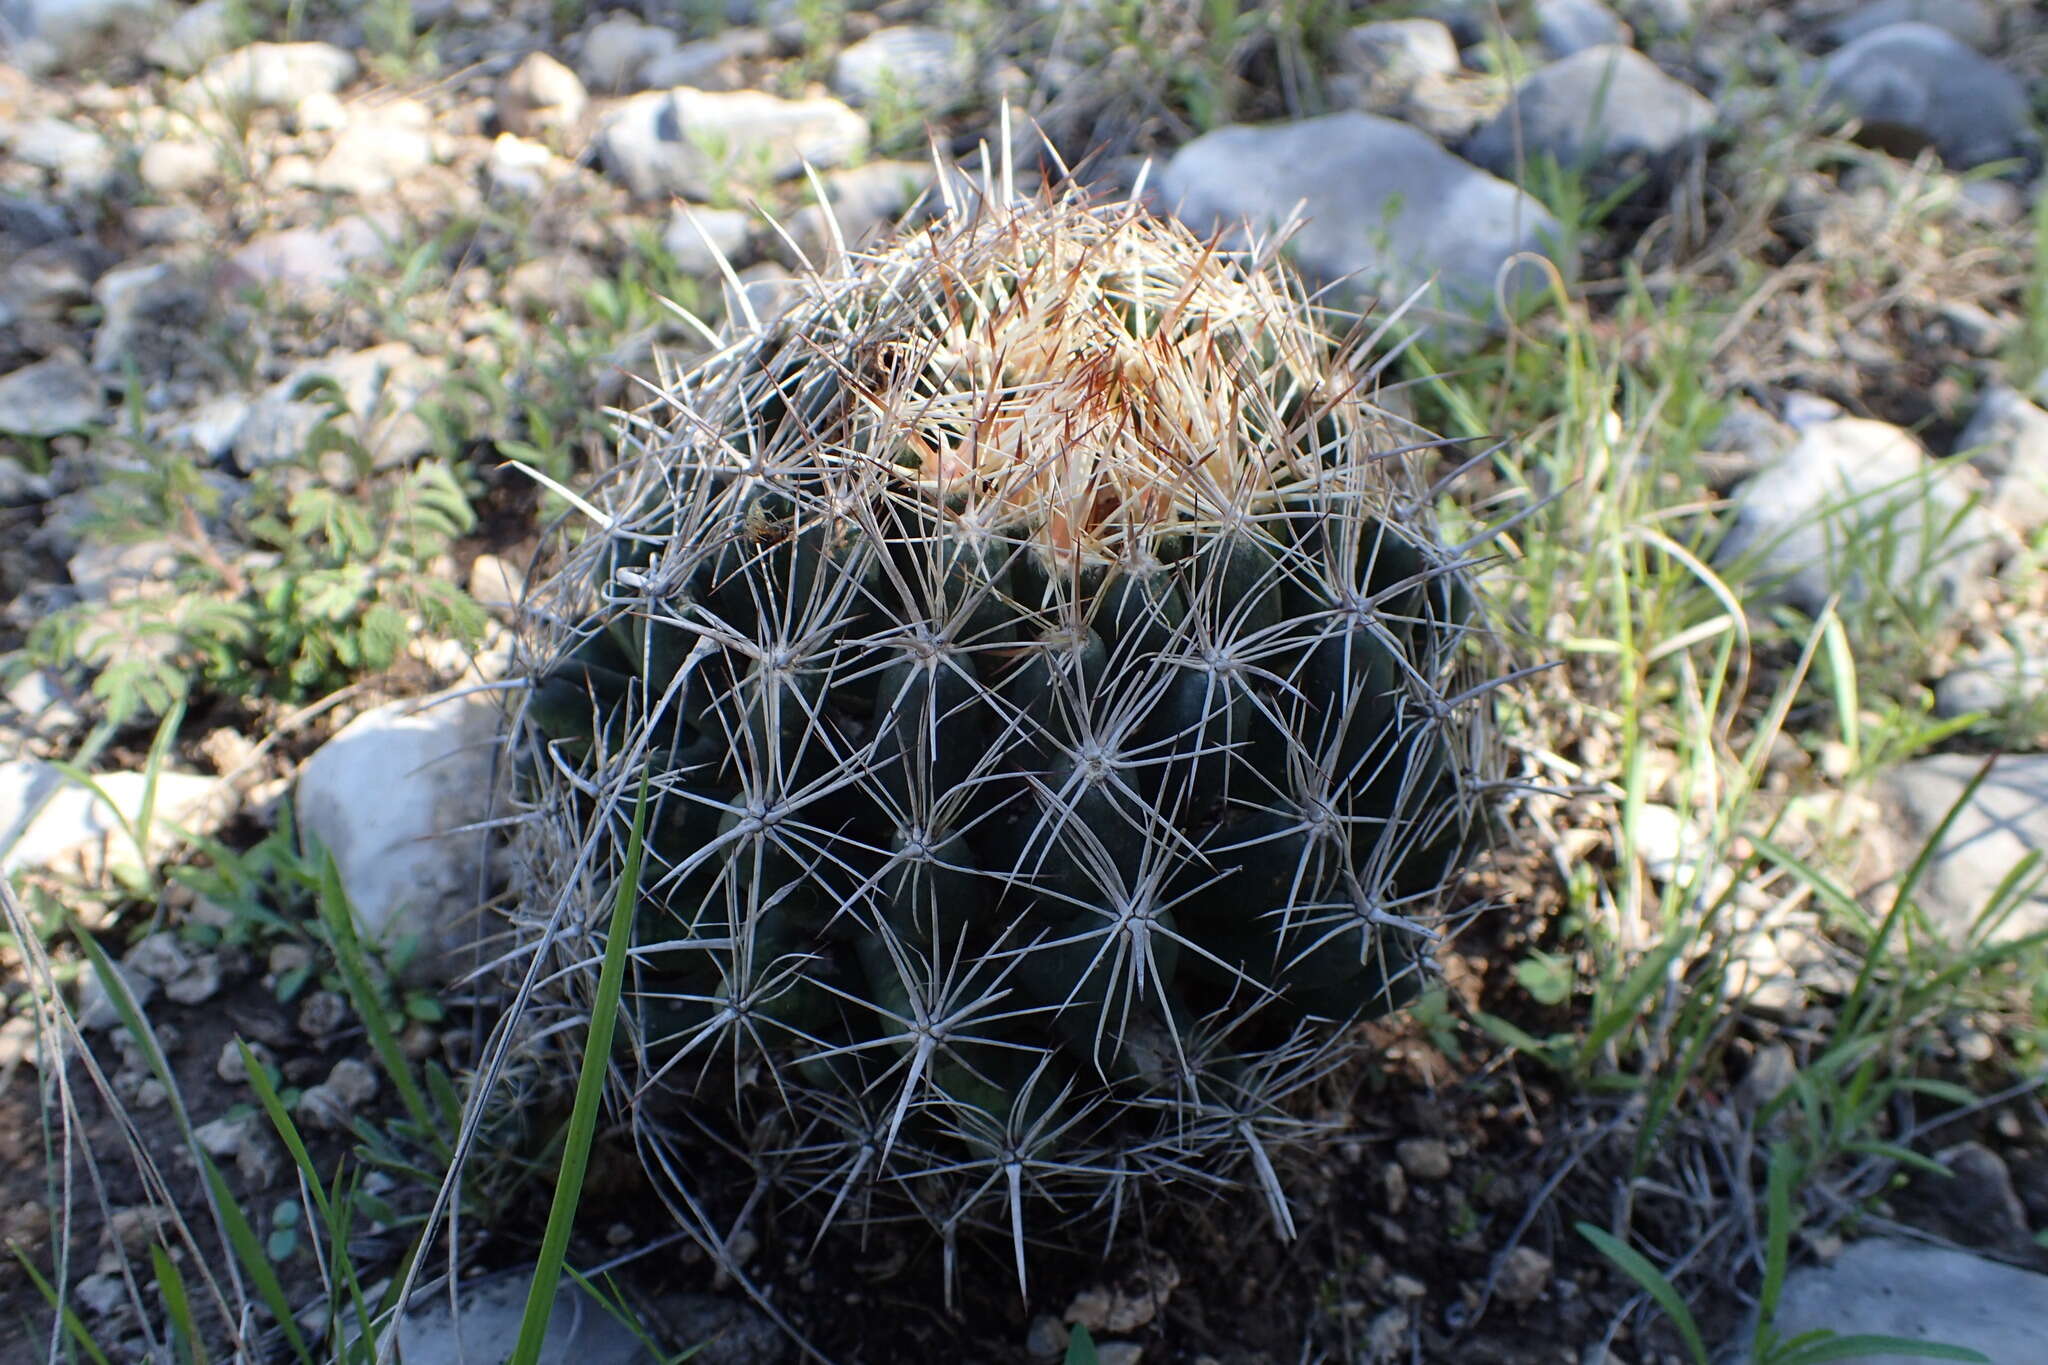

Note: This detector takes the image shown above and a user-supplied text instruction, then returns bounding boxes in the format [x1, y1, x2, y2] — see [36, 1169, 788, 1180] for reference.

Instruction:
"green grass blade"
[200, 1155, 312, 1363]
[152, 1242, 209, 1365]
[311, 848, 436, 1141]
[15, 1249, 115, 1365]
[509, 780, 650, 1365]
[1577, 1222, 1709, 1365]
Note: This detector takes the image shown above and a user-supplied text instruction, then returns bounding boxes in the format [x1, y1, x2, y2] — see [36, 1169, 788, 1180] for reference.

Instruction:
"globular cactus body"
[512, 179, 1494, 1287]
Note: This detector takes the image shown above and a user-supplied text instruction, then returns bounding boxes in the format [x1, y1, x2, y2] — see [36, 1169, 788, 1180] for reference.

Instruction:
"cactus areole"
[512, 180, 1495, 1291]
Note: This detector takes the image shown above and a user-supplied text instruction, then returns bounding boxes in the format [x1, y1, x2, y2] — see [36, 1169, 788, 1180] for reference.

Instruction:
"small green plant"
[1579, 1146, 1990, 1365]
[18, 415, 483, 721]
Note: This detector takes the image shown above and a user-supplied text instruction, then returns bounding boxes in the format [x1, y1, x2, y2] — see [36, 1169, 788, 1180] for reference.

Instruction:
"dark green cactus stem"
[511, 182, 1497, 1295]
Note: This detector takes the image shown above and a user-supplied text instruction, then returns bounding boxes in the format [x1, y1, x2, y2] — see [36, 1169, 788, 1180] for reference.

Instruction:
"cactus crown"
[509, 176, 1495, 1295]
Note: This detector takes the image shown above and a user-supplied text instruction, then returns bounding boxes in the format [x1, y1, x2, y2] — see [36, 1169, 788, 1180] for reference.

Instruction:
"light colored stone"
[662, 204, 753, 273]
[294, 688, 504, 977]
[576, 10, 675, 92]
[1395, 1136, 1451, 1180]
[138, 137, 218, 194]
[831, 25, 973, 110]
[1817, 22, 2038, 172]
[495, 50, 587, 143]
[226, 213, 393, 292]
[2, 0, 163, 69]
[5, 116, 115, 193]
[487, 132, 562, 197]
[1933, 646, 2048, 719]
[386, 1270, 659, 1365]
[466, 553, 524, 610]
[1875, 754, 2048, 943]
[0, 354, 103, 435]
[232, 342, 444, 472]
[1159, 112, 1565, 342]
[1728, 1239, 2048, 1365]
[0, 759, 230, 883]
[1495, 1245, 1552, 1306]
[598, 86, 869, 201]
[1535, 0, 1631, 57]
[782, 159, 934, 263]
[1464, 45, 1712, 183]
[185, 42, 357, 111]
[1715, 416, 2000, 628]
[1339, 19, 1461, 89]
[1955, 385, 2048, 534]
[310, 119, 435, 196]
[74, 959, 154, 1031]
[1827, 0, 1998, 53]
[639, 27, 771, 92]
[144, 0, 233, 73]
[91, 260, 205, 376]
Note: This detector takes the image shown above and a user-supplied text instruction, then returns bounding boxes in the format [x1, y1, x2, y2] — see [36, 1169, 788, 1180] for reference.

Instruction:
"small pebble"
[1395, 1137, 1452, 1181]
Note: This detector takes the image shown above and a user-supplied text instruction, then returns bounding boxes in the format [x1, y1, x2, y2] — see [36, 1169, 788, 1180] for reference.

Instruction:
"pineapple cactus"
[508, 169, 1496, 1292]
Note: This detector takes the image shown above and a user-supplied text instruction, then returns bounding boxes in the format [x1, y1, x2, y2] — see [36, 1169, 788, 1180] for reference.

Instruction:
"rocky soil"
[5, 0, 2048, 1362]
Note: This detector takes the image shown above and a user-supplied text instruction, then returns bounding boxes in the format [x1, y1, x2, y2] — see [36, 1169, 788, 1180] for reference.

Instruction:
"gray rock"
[576, 11, 675, 92]
[0, 759, 228, 882]
[1817, 22, 2039, 172]
[1715, 416, 2000, 627]
[1338, 18, 1460, 90]
[782, 159, 935, 264]
[74, 958, 155, 1031]
[1933, 645, 2048, 719]
[1158, 112, 1566, 342]
[233, 342, 443, 472]
[184, 41, 357, 111]
[387, 1271, 656, 1365]
[1876, 754, 2048, 942]
[0, 457, 51, 506]
[5, 116, 116, 194]
[138, 138, 218, 194]
[1617, 0, 1696, 34]
[309, 118, 435, 196]
[91, 260, 206, 377]
[1, 0, 162, 69]
[486, 132, 563, 197]
[1727, 1239, 2048, 1365]
[597, 87, 869, 201]
[662, 203, 753, 274]
[226, 214, 393, 292]
[143, 0, 234, 73]
[1417, 0, 1498, 46]
[165, 394, 250, 458]
[1535, 0, 1632, 57]
[0, 354, 102, 435]
[728, 261, 800, 327]
[640, 27, 771, 92]
[0, 195, 71, 248]
[1464, 45, 1713, 184]
[1826, 0, 1998, 53]
[495, 50, 587, 143]
[1955, 385, 2048, 535]
[294, 688, 504, 978]
[1894, 1141, 2035, 1256]
[831, 25, 973, 110]
[1, 241, 99, 319]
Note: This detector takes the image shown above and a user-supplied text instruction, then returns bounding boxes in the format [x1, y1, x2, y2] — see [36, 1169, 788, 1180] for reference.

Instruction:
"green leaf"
[1064, 1323, 1099, 1365]
[1577, 1222, 1709, 1365]
[510, 779, 651, 1365]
